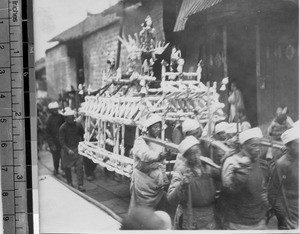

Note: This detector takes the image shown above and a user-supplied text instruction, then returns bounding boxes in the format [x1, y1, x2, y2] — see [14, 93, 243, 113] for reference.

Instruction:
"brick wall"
[83, 22, 120, 89]
[83, 0, 165, 89]
[45, 44, 77, 99]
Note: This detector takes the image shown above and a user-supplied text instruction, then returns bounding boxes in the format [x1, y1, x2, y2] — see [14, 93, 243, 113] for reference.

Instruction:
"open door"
[227, 22, 258, 126]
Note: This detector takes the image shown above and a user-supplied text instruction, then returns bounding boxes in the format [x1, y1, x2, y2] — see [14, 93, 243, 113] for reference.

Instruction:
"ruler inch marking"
[2, 0, 34, 232]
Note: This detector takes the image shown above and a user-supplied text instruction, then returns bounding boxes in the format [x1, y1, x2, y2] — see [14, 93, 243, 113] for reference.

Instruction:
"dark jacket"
[221, 152, 269, 225]
[45, 113, 64, 147]
[268, 153, 299, 229]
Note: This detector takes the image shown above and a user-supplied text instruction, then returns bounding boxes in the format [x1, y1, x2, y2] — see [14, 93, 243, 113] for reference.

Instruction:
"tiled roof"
[49, 13, 120, 42]
[35, 57, 46, 71]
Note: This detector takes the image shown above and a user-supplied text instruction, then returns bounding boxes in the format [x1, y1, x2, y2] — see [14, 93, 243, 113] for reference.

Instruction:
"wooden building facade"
[173, 0, 298, 131]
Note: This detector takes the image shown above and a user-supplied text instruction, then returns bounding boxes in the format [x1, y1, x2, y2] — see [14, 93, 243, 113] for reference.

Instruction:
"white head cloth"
[63, 107, 76, 116]
[178, 135, 199, 155]
[239, 127, 263, 144]
[182, 118, 201, 135]
[48, 101, 59, 109]
[215, 122, 229, 134]
[281, 127, 299, 145]
[143, 114, 162, 129]
[226, 123, 241, 134]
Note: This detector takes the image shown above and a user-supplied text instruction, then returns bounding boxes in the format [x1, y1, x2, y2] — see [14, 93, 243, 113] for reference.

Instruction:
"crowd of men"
[42, 102, 98, 192]
[41, 100, 299, 230]
[129, 112, 299, 230]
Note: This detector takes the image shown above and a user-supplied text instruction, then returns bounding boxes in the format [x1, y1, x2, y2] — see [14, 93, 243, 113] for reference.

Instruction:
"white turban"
[226, 123, 241, 134]
[281, 127, 299, 145]
[182, 118, 202, 135]
[239, 127, 263, 144]
[48, 101, 59, 109]
[178, 136, 199, 155]
[143, 114, 162, 129]
[62, 107, 76, 116]
[215, 122, 229, 134]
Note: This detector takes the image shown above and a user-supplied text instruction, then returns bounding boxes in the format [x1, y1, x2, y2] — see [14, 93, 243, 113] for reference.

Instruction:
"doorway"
[227, 22, 258, 126]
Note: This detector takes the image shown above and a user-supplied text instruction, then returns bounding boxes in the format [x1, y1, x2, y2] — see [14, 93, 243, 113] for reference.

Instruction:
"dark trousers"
[50, 145, 61, 171]
[65, 156, 84, 186]
[83, 157, 97, 177]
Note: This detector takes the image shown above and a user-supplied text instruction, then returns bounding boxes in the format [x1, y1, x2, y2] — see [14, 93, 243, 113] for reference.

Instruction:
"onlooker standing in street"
[45, 101, 64, 175]
[221, 127, 269, 230]
[268, 126, 299, 229]
[75, 114, 97, 181]
[168, 136, 219, 230]
[59, 107, 85, 192]
[228, 82, 244, 123]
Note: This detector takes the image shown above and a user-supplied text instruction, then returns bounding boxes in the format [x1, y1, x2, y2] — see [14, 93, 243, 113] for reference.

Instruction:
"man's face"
[65, 115, 75, 124]
[148, 122, 162, 138]
[50, 109, 59, 115]
[216, 131, 227, 141]
[231, 83, 237, 91]
[243, 138, 261, 161]
[185, 145, 201, 166]
[287, 139, 299, 158]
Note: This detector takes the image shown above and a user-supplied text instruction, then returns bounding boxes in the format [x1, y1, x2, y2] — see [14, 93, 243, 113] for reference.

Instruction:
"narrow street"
[38, 149, 130, 231]
[38, 149, 279, 230]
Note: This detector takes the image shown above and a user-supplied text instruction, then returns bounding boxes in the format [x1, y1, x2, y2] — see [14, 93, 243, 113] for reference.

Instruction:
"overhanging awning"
[173, 0, 225, 32]
[174, 0, 298, 32]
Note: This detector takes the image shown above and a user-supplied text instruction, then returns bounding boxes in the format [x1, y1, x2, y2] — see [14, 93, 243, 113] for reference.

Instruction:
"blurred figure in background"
[45, 101, 64, 175]
[59, 107, 85, 192]
[228, 82, 244, 123]
[237, 107, 251, 132]
[75, 114, 97, 181]
[213, 122, 229, 141]
[268, 105, 293, 141]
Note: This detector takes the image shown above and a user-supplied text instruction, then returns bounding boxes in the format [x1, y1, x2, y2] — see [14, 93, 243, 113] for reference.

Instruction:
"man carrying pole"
[128, 114, 169, 213]
[268, 126, 299, 229]
[221, 127, 269, 229]
[167, 136, 219, 230]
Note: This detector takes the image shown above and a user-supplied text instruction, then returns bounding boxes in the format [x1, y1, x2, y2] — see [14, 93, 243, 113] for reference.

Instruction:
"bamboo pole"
[97, 119, 101, 146]
[206, 82, 212, 138]
[186, 169, 193, 230]
[121, 124, 125, 156]
[103, 122, 107, 149]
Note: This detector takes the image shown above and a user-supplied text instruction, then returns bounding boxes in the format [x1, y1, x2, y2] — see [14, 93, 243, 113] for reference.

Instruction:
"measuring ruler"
[0, 0, 36, 233]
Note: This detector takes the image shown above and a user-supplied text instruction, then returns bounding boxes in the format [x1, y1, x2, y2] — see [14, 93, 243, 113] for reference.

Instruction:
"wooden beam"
[222, 25, 228, 77]
[256, 24, 261, 77]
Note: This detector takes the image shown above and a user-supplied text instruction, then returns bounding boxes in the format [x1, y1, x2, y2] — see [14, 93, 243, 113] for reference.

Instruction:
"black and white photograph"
[33, 0, 299, 232]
